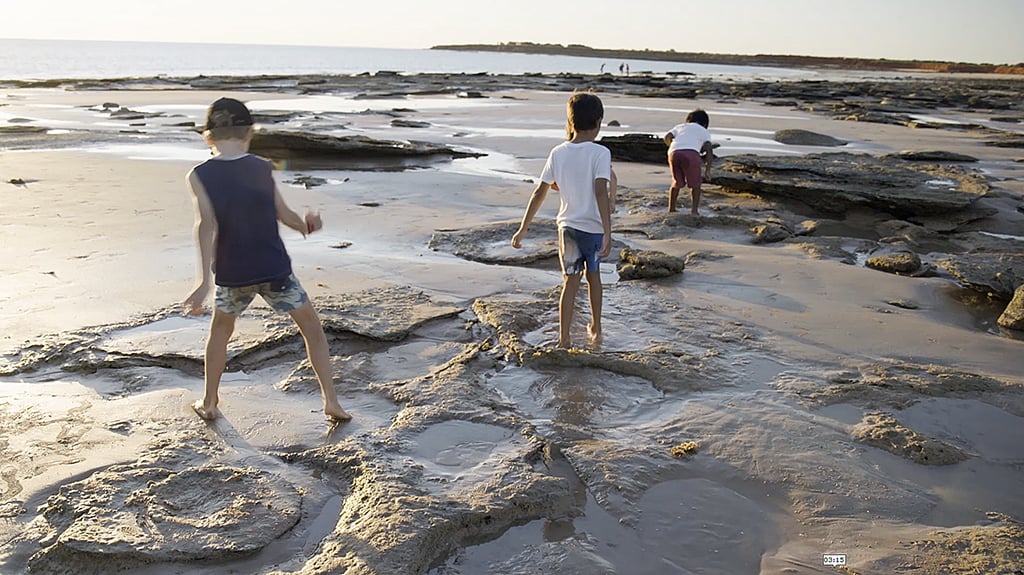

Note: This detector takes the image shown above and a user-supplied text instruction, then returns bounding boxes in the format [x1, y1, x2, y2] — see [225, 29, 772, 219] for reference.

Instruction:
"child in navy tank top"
[184, 97, 350, 423]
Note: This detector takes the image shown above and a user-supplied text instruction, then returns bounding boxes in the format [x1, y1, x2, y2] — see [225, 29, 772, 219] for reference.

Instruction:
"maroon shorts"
[669, 149, 703, 189]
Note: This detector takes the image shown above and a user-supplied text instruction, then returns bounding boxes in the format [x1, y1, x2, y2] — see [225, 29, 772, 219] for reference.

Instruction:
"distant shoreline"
[431, 42, 1024, 75]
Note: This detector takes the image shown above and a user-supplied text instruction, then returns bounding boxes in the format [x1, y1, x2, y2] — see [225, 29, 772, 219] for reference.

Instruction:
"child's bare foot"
[556, 339, 572, 349]
[191, 400, 219, 421]
[325, 404, 352, 422]
[690, 209, 700, 216]
[587, 325, 603, 348]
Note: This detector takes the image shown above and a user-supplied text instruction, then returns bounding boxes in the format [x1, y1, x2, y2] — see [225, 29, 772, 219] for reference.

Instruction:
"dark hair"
[686, 108, 709, 129]
[204, 97, 254, 131]
[566, 92, 604, 140]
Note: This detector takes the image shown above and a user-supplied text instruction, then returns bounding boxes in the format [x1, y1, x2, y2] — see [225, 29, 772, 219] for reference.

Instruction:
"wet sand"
[1, 76, 1022, 574]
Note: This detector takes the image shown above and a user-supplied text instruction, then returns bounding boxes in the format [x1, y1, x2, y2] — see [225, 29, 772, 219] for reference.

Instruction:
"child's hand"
[184, 284, 209, 316]
[511, 229, 526, 249]
[305, 211, 322, 234]
[599, 235, 612, 259]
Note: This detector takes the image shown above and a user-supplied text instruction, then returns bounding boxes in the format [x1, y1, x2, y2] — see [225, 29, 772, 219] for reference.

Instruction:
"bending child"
[512, 92, 613, 349]
[183, 97, 350, 422]
[664, 108, 713, 214]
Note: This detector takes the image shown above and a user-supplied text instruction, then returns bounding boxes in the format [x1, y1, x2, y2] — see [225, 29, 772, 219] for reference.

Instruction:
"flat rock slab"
[598, 134, 666, 164]
[318, 286, 463, 341]
[429, 220, 624, 265]
[773, 129, 847, 146]
[430, 220, 560, 264]
[891, 150, 978, 162]
[30, 465, 301, 573]
[94, 315, 278, 361]
[937, 253, 1024, 300]
[250, 130, 484, 170]
[713, 152, 989, 218]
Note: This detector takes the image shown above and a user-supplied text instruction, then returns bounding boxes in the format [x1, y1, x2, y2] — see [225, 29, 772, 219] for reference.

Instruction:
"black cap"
[204, 97, 253, 131]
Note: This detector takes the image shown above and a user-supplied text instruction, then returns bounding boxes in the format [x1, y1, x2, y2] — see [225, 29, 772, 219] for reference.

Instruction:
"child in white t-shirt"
[512, 92, 613, 349]
[664, 109, 713, 214]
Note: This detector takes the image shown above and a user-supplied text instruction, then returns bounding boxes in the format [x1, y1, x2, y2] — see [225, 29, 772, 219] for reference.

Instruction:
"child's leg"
[690, 184, 702, 216]
[668, 151, 687, 213]
[194, 308, 236, 420]
[684, 150, 703, 215]
[288, 301, 351, 421]
[585, 271, 603, 345]
[558, 274, 583, 348]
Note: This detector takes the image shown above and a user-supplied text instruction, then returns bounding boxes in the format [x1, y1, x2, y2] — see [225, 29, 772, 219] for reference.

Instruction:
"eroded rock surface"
[249, 130, 485, 170]
[3, 279, 1023, 575]
[866, 251, 923, 275]
[429, 220, 560, 264]
[852, 411, 969, 465]
[998, 284, 1024, 331]
[428, 220, 625, 265]
[892, 150, 979, 162]
[598, 133, 667, 164]
[28, 465, 301, 574]
[713, 152, 989, 218]
[937, 253, 1024, 300]
[773, 363, 1024, 414]
[616, 247, 684, 280]
[862, 513, 1024, 574]
[773, 129, 847, 146]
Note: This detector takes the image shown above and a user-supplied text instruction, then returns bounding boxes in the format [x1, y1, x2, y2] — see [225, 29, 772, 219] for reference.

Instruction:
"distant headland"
[431, 42, 1024, 75]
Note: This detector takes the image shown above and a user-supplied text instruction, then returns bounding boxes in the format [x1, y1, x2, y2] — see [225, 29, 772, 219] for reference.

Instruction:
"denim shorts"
[215, 273, 309, 315]
[559, 226, 604, 276]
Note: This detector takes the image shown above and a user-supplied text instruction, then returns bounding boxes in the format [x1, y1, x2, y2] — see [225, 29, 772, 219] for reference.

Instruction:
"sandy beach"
[1, 72, 1023, 574]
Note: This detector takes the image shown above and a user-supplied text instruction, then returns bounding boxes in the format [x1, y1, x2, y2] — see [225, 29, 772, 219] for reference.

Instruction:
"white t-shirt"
[540, 141, 612, 234]
[666, 123, 711, 153]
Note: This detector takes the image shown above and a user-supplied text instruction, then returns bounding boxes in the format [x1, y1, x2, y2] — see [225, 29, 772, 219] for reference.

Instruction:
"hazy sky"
[1, 0, 1021, 64]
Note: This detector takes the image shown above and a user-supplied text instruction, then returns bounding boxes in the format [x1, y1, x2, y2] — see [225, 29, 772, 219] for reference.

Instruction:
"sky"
[1, 0, 1021, 64]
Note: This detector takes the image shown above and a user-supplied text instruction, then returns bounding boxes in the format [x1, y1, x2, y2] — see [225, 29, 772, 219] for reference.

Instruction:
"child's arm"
[273, 186, 316, 236]
[609, 168, 618, 214]
[594, 177, 612, 258]
[184, 169, 217, 315]
[511, 182, 551, 248]
[701, 141, 714, 179]
[663, 132, 674, 147]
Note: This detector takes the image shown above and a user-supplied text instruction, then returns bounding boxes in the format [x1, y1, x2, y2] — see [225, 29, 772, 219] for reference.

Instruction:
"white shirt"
[666, 123, 711, 153]
[540, 141, 612, 234]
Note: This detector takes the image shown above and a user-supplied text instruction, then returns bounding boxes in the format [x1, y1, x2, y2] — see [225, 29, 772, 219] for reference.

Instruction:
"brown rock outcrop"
[998, 285, 1024, 331]
[616, 248, 685, 280]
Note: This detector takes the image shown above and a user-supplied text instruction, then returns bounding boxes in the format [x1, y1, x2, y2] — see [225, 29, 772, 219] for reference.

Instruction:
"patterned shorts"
[559, 226, 604, 276]
[215, 273, 309, 315]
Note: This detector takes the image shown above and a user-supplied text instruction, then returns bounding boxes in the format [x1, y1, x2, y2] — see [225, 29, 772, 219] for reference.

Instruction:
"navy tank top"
[194, 154, 292, 287]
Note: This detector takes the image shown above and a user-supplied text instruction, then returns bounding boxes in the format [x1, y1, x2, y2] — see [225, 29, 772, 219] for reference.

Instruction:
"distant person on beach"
[183, 97, 350, 422]
[511, 92, 613, 349]
[664, 108, 713, 214]
[619, 63, 624, 74]
[600, 63, 605, 74]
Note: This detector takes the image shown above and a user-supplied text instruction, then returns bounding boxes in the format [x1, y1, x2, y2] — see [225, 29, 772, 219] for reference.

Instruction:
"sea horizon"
[0, 37, 863, 83]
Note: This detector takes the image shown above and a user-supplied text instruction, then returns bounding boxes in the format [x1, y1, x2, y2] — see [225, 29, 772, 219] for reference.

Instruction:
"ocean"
[0, 38, 818, 81]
